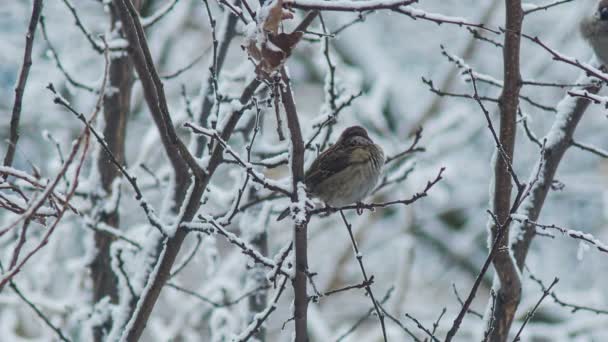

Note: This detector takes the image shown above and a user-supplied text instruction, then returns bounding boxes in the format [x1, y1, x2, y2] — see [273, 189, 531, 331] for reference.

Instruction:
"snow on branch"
[184, 123, 292, 196]
[510, 61, 603, 270]
[512, 217, 608, 255]
[394, 6, 500, 34]
[50, 86, 169, 236]
[521, 32, 608, 83]
[523, 0, 575, 16]
[182, 217, 292, 277]
[285, 0, 416, 11]
[232, 275, 289, 341]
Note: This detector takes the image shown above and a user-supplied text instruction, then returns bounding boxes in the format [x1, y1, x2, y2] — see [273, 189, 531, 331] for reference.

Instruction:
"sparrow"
[277, 125, 384, 221]
[581, 0, 608, 65]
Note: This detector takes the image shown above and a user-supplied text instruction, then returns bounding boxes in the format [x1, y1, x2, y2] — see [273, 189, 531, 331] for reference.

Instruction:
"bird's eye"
[601, 7, 608, 21]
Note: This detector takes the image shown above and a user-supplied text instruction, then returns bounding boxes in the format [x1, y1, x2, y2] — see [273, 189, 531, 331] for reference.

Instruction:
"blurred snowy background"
[1, 0, 608, 341]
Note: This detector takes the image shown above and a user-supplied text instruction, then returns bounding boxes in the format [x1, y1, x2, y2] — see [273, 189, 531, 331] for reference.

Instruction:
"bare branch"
[286, 0, 416, 12]
[528, 271, 608, 315]
[141, 0, 181, 27]
[523, 0, 575, 16]
[3, 0, 44, 171]
[339, 211, 388, 341]
[512, 278, 559, 341]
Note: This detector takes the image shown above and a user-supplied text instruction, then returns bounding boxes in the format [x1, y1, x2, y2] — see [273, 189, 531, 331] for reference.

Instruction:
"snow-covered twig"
[512, 218, 608, 255]
[185, 123, 291, 196]
[394, 6, 500, 34]
[0, 262, 71, 342]
[0, 130, 91, 290]
[286, 0, 416, 12]
[520, 32, 608, 83]
[50, 88, 167, 236]
[194, 4, 239, 157]
[523, 0, 575, 16]
[183, 218, 291, 276]
[568, 89, 608, 106]
[0, 166, 79, 214]
[510, 64, 602, 265]
[233, 275, 289, 341]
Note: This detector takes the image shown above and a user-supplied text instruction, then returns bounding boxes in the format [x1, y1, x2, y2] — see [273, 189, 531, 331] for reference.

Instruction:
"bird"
[277, 125, 384, 221]
[581, 0, 608, 65]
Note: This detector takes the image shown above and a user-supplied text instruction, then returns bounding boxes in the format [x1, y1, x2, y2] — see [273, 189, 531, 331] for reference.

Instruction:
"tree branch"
[3, 0, 43, 173]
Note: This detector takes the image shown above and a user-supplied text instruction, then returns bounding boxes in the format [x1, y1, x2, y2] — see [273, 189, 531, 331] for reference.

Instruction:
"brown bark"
[91, 3, 142, 341]
[3, 0, 43, 172]
[280, 67, 308, 342]
[486, 1, 523, 341]
[511, 83, 601, 268]
[111, 2, 316, 339]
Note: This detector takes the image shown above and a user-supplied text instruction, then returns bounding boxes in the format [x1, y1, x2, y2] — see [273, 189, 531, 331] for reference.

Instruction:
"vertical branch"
[245, 105, 269, 341]
[112, 0, 190, 192]
[194, 0, 239, 157]
[3, 0, 44, 172]
[247, 228, 269, 340]
[279, 67, 308, 342]
[90, 1, 142, 341]
[112, 1, 263, 337]
[511, 78, 601, 266]
[486, 1, 523, 340]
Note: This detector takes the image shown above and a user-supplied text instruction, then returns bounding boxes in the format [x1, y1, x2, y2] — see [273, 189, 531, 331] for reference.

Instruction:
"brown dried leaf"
[263, 0, 293, 34]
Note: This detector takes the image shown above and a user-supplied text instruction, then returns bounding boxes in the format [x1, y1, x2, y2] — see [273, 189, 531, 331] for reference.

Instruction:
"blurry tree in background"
[2, 0, 608, 341]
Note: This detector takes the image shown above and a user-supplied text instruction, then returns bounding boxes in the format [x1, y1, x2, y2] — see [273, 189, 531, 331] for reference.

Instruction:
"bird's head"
[596, 0, 608, 21]
[337, 126, 373, 147]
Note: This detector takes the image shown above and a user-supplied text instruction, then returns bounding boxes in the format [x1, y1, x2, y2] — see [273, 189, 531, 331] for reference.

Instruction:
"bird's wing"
[305, 145, 361, 187]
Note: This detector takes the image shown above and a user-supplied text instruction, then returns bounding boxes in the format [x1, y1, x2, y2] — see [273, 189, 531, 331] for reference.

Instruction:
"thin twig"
[339, 210, 388, 342]
[512, 278, 559, 341]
